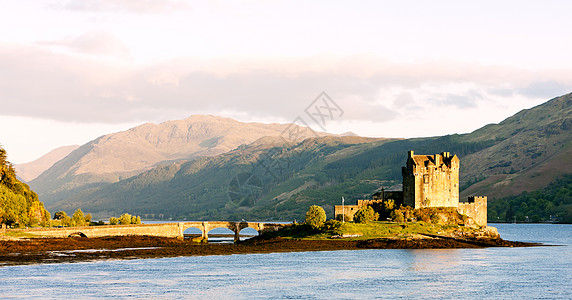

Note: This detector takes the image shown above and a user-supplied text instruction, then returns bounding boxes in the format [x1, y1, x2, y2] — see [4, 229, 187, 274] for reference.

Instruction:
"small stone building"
[334, 150, 487, 226]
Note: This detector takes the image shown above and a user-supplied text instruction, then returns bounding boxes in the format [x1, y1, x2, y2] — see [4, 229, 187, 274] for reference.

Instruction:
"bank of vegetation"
[489, 174, 572, 223]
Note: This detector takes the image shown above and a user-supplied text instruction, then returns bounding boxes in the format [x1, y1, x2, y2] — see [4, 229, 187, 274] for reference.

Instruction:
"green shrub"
[109, 213, 141, 225]
[324, 219, 342, 231]
[354, 206, 379, 223]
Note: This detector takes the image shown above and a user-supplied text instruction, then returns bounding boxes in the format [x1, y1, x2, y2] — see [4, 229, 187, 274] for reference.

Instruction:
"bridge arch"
[68, 232, 87, 238]
[207, 227, 235, 243]
[238, 227, 259, 241]
[182, 226, 204, 240]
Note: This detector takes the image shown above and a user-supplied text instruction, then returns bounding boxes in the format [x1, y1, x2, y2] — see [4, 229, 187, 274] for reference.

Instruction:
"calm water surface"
[1, 223, 570, 299]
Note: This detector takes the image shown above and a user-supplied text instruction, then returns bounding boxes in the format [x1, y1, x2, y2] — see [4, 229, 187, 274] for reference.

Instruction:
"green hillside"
[0, 146, 50, 227]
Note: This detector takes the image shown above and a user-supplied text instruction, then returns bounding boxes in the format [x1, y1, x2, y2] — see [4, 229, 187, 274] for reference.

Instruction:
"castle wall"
[357, 199, 384, 206]
[457, 196, 487, 226]
[334, 205, 360, 221]
[372, 190, 403, 204]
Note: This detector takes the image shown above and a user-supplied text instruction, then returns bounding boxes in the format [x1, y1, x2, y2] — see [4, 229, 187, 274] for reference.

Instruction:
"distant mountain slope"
[30, 115, 329, 204]
[460, 93, 572, 199]
[15, 145, 79, 182]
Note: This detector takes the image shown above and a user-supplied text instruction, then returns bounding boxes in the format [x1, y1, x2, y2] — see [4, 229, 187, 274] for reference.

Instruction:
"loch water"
[1, 223, 571, 299]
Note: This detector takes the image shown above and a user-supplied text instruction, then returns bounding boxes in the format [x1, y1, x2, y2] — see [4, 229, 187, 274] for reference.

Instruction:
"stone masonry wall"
[457, 196, 487, 226]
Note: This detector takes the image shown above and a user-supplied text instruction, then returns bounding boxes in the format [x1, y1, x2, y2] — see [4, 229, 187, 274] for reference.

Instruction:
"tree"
[72, 209, 87, 227]
[61, 215, 72, 227]
[119, 213, 132, 225]
[353, 206, 379, 223]
[109, 217, 118, 225]
[305, 205, 326, 228]
[53, 211, 67, 220]
[0, 145, 50, 227]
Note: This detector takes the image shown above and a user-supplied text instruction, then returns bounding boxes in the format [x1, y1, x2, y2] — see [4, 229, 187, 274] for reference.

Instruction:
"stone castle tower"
[402, 151, 460, 208]
[334, 150, 487, 226]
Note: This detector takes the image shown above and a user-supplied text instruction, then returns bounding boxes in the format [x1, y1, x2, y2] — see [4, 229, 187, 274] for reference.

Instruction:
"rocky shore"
[0, 235, 540, 266]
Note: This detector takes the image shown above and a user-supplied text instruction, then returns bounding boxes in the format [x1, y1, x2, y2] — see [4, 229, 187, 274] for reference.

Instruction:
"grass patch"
[2, 231, 40, 238]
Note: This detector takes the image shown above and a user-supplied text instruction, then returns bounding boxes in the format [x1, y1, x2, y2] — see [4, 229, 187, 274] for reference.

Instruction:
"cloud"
[52, 0, 191, 14]
[1, 43, 571, 127]
[517, 81, 572, 99]
[37, 31, 131, 60]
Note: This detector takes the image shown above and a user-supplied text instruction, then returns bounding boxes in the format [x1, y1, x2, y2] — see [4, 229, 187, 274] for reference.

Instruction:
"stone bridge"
[17, 221, 291, 242]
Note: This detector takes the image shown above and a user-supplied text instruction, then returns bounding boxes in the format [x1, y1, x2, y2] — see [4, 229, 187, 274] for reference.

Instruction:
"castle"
[334, 151, 487, 226]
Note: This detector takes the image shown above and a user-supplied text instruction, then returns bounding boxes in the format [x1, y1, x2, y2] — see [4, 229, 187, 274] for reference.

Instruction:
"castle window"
[423, 174, 429, 184]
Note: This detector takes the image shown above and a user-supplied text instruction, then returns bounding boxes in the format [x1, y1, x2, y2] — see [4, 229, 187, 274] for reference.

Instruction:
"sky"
[1, 0, 572, 164]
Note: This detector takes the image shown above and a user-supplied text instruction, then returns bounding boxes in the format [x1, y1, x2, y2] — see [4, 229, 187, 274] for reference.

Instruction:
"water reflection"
[183, 226, 259, 243]
[406, 249, 461, 272]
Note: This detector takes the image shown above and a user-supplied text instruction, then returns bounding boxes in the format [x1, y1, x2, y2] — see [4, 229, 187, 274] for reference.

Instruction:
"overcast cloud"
[1, 0, 572, 163]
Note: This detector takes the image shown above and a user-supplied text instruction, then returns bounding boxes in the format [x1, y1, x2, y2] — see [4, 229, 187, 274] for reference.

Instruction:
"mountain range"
[20, 93, 572, 221]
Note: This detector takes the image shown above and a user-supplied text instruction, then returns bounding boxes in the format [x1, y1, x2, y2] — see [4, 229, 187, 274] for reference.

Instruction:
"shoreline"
[0, 235, 541, 266]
